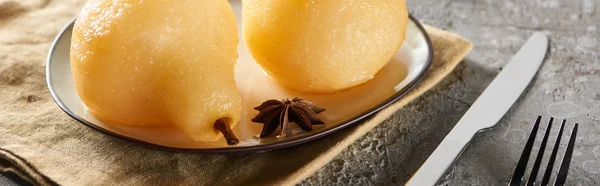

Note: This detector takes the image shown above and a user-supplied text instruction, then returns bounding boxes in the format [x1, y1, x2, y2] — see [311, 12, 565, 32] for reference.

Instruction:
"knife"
[405, 33, 548, 186]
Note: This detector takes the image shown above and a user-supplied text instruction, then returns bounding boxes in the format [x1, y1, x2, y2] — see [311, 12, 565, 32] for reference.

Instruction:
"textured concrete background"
[302, 0, 599, 185]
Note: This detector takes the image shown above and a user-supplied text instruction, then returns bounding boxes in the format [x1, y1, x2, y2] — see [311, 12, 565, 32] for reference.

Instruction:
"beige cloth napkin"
[0, 1, 472, 185]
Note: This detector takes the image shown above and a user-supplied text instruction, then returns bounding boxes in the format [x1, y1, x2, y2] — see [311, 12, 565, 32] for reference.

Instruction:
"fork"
[509, 116, 579, 186]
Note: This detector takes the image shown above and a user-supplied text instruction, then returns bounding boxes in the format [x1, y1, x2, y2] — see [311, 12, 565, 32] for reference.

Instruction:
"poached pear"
[243, 0, 409, 93]
[70, 0, 241, 143]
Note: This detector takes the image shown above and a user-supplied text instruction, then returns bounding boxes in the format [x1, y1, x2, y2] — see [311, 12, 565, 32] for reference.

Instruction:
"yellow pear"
[70, 0, 241, 143]
[243, 0, 409, 93]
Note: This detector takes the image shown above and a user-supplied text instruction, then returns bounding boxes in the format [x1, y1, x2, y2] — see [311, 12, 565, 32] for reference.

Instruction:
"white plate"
[46, 1, 433, 153]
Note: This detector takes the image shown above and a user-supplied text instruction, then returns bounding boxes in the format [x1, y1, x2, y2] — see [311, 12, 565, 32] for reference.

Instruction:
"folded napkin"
[0, 1, 472, 185]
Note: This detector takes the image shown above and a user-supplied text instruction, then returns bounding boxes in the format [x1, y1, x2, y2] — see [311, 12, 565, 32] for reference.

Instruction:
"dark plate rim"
[46, 14, 434, 154]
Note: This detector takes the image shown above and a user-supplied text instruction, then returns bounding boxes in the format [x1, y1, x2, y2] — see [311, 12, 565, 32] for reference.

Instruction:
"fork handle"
[405, 124, 480, 186]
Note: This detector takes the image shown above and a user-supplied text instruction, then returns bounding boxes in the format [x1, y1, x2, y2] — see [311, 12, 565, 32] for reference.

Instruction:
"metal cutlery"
[509, 116, 578, 186]
[406, 33, 549, 185]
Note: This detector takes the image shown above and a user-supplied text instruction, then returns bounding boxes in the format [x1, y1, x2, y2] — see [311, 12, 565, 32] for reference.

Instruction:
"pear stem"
[214, 118, 239, 145]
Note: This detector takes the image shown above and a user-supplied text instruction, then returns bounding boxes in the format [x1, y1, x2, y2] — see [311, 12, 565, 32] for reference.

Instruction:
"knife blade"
[405, 33, 548, 186]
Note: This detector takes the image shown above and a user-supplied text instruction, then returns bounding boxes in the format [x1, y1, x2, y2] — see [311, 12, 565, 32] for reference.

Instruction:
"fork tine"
[509, 116, 542, 186]
[525, 117, 554, 185]
[554, 123, 578, 186]
[540, 119, 566, 185]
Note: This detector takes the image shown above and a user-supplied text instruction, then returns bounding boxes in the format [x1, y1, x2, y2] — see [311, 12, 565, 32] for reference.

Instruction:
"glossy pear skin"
[243, 0, 409, 93]
[70, 0, 241, 142]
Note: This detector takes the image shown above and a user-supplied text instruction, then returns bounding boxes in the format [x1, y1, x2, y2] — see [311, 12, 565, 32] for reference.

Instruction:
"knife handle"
[405, 123, 480, 186]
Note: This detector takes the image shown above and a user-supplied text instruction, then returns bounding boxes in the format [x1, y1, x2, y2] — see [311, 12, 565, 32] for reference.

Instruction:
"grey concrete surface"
[301, 0, 600, 185]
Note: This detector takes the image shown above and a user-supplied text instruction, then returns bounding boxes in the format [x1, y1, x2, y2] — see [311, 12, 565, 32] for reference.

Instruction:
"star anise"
[251, 98, 325, 138]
